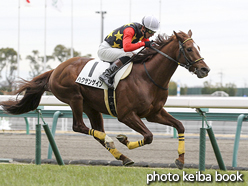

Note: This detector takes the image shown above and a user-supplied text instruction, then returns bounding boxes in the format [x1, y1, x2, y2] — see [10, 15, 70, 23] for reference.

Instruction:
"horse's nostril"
[201, 67, 210, 73]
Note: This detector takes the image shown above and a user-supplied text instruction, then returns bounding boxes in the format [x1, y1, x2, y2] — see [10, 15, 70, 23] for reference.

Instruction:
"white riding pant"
[97, 41, 133, 62]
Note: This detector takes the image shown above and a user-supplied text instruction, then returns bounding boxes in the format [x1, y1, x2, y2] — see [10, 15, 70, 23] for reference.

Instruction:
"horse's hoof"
[175, 159, 184, 170]
[116, 134, 127, 143]
[123, 158, 134, 166]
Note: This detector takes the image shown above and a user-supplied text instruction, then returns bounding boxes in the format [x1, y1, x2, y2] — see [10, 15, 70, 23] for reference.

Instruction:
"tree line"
[168, 81, 237, 96]
[0, 45, 91, 93]
[0, 46, 239, 96]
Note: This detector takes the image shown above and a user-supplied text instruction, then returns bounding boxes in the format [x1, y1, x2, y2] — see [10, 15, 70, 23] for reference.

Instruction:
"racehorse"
[0, 30, 210, 169]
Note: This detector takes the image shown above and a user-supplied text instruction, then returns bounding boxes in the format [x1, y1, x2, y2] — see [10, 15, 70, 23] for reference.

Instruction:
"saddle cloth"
[75, 59, 133, 117]
[75, 59, 133, 90]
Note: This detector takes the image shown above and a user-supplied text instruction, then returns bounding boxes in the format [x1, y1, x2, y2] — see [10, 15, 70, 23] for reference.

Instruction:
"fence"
[0, 95, 248, 169]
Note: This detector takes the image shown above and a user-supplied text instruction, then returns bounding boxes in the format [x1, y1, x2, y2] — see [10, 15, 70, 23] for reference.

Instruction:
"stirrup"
[99, 59, 123, 88]
[99, 75, 114, 89]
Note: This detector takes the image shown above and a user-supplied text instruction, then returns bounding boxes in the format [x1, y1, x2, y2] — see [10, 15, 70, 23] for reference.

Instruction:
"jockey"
[98, 15, 160, 89]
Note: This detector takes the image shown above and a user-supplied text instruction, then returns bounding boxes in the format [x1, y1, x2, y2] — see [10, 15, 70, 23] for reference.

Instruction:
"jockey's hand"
[145, 41, 152, 48]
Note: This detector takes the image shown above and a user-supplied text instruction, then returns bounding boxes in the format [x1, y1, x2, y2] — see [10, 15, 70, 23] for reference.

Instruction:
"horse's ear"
[188, 30, 192, 37]
[173, 31, 179, 40]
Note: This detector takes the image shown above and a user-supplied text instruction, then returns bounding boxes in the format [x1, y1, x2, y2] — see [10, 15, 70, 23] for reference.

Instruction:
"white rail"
[165, 97, 248, 109]
[0, 95, 248, 109]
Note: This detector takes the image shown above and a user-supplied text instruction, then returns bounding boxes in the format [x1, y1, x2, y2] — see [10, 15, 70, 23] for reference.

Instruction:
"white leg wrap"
[105, 135, 114, 143]
[105, 135, 115, 149]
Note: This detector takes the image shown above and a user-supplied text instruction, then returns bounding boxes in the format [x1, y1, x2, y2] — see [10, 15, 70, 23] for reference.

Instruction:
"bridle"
[177, 38, 204, 70]
[143, 37, 204, 90]
[150, 38, 204, 70]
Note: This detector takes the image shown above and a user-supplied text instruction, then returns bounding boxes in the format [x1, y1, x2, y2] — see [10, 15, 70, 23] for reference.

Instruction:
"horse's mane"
[133, 33, 175, 63]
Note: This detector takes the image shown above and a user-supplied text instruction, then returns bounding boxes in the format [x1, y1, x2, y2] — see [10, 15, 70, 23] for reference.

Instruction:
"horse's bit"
[143, 38, 204, 90]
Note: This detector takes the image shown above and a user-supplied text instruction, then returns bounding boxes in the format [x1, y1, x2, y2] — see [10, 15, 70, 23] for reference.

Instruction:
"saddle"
[75, 59, 133, 117]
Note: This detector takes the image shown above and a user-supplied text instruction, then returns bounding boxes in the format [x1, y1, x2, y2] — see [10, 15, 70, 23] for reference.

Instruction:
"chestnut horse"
[0, 30, 210, 169]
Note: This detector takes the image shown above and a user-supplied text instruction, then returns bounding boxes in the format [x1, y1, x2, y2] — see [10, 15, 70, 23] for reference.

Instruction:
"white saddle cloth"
[75, 59, 133, 90]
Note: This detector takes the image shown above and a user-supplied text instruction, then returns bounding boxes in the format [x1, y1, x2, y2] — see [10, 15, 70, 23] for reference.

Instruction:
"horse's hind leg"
[72, 100, 133, 165]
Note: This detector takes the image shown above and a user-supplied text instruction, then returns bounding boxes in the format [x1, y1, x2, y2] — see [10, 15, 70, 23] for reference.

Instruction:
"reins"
[109, 47, 146, 78]
[143, 37, 204, 90]
[149, 38, 204, 70]
[143, 62, 168, 90]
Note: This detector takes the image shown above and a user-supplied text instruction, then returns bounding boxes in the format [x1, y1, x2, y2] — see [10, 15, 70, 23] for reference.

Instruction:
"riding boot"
[99, 59, 123, 89]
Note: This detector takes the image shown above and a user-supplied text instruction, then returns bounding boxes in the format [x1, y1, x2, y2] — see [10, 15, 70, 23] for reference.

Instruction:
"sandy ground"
[0, 132, 247, 168]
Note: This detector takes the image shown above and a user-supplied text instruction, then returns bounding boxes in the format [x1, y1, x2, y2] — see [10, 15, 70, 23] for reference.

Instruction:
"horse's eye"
[187, 48, 192, 52]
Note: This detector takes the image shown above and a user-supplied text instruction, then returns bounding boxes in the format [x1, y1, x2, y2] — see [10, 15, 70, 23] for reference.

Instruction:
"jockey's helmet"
[141, 15, 160, 32]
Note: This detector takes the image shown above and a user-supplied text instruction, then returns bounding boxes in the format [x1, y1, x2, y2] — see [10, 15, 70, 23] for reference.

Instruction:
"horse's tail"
[0, 70, 54, 115]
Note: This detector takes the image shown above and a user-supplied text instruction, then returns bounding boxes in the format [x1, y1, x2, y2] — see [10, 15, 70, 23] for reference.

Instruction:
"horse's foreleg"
[117, 111, 153, 149]
[71, 97, 133, 165]
[146, 108, 185, 169]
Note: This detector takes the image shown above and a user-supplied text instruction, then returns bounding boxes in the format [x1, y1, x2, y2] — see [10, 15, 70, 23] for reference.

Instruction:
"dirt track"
[0, 132, 248, 168]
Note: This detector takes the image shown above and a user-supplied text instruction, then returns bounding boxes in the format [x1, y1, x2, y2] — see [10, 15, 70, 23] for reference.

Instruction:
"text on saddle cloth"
[75, 59, 133, 90]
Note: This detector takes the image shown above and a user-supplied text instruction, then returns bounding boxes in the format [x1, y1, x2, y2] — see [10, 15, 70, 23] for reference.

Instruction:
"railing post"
[207, 126, 226, 170]
[199, 127, 206, 171]
[35, 108, 41, 165]
[24, 117, 29, 135]
[232, 114, 248, 167]
[196, 108, 226, 171]
[47, 111, 62, 159]
[35, 109, 64, 165]
[197, 108, 208, 171]
[173, 128, 177, 138]
[35, 123, 41, 165]
[43, 123, 64, 165]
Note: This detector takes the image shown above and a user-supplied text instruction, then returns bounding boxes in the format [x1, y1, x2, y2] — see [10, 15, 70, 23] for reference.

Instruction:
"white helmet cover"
[142, 15, 160, 32]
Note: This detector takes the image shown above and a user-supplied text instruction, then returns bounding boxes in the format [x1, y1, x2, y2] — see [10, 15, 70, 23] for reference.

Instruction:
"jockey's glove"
[145, 41, 152, 48]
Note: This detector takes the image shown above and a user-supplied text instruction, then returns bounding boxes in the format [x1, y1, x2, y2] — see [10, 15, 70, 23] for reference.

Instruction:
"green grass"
[0, 164, 247, 186]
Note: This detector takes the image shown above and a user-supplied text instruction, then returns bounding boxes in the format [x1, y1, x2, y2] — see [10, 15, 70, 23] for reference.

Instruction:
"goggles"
[146, 28, 156, 34]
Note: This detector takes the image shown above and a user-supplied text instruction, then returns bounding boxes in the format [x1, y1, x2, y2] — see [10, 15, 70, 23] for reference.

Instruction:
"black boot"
[99, 59, 123, 89]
